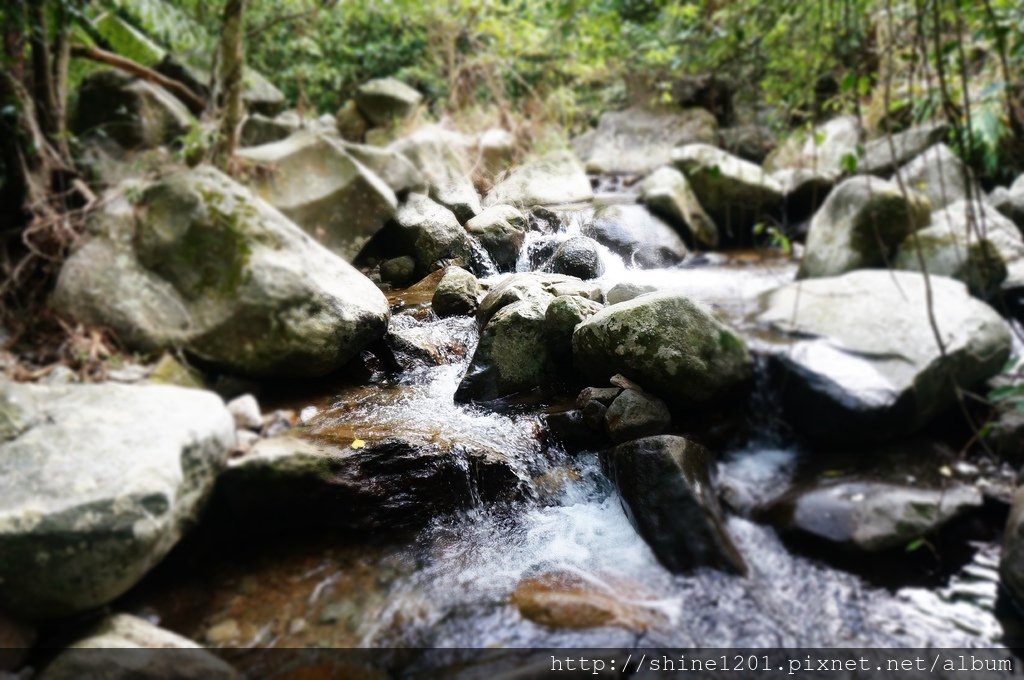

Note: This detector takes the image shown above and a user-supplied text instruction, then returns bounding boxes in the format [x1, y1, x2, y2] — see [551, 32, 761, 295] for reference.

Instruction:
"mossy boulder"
[53, 166, 390, 377]
[432, 266, 480, 317]
[572, 292, 752, 406]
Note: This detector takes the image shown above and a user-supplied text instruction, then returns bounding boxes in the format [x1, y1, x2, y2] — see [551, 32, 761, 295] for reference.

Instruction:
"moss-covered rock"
[394, 193, 476, 276]
[432, 266, 480, 317]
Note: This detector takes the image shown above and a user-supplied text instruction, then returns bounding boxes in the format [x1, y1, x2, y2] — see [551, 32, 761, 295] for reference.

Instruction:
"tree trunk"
[216, 0, 247, 169]
[27, 0, 59, 140]
[70, 45, 206, 112]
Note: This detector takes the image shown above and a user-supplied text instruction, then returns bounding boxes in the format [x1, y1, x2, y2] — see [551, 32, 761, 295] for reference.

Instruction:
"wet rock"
[394, 193, 475, 276]
[577, 386, 623, 409]
[605, 388, 671, 443]
[1001, 488, 1024, 608]
[216, 433, 524, 530]
[465, 205, 527, 271]
[755, 270, 1013, 442]
[765, 115, 863, 179]
[544, 410, 606, 451]
[605, 282, 658, 305]
[573, 292, 752, 406]
[237, 131, 397, 261]
[240, 113, 294, 147]
[73, 70, 193, 150]
[511, 570, 665, 631]
[639, 166, 718, 248]
[337, 141, 427, 196]
[764, 480, 982, 553]
[583, 204, 689, 267]
[456, 299, 556, 402]
[227, 393, 262, 431]
[41, 614, 238, 680]
[672, 143, 784, 245]
[895, 143, 981, 210]
[859, 122, 948, 175]
[380, 255, 417, 287]
[392, 125, 481, 222]
[432, 266, 480, 317]
[0, 380, 233, 619]
[54, 167, 390, 377]
[798, 176, 931, 279]
[355, 77, 423, 126]
[582, 106, 718, 175]
[544, 295, 604, 354]
[335, 99, 369, 142]
[485, 151, 593, 207]
[601, 435, 747, 574]
[477, 272, 601, 326]
[544, 236, 605, 280]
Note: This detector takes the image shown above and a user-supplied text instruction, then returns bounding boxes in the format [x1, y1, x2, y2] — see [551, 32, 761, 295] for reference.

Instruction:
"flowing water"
[125, 187, 1024, 666]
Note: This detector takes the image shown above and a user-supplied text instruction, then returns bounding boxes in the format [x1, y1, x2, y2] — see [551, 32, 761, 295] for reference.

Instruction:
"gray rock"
[478, 128, 517, 178]
[992, 175, 1024, 231]
[40, 614, 238, 680]
[894, 143, 982, 210]
[477, 272, 601, 326]
[226, 393, 262, 431]
[583, 107, 718, 175]
[859, 122, 948, 175]
[672, 143, 784, 245]
[337, 140, 427, 196]
[0, 380, 233, 619]
[335, 99, 369, 141]
[73, 70, 193, 150]
[764, 116, 862, 178]
[605, 388, 671, 443]
[53, 167, 390, 377]
[573, 292, 752, 406]
[1002, 488, 1024, 609]
[772, 167, 836, 225]
[756, 270, 1013, 442]
[583, 204, 689, 267]
[605, 281, 658, 305]
[240, 113, 295, 147]
[432, 266, 480, 317]
[718, 124, 776, 163]
[545, 236, 605, 280]
[639, 166, 718, 248]
[601, 435, 747, 574]
[394, 193, 476, 276]
[465, 204, 527, 271]
[237, 131, 397, 261]
[392, 126, 481, 222]
[355, 77, 423, 126]
[485, 151, 593, 207]
[798, 176, 931, 279]
[380, 255, 417, 287]
[543, 294, 604, 354]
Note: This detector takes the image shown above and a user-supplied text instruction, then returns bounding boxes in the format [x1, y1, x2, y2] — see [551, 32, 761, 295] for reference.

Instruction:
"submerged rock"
[544, 236, 605, 280]
[0, 380, 233, 619]
[432, 266, 480, 317]
[572, 292, 752, 406]
[485, 151, 593, 207]
[582, 106, 718, 175]
[601, 435, 747, 575]
[583, 204, 689, 267]
[894, 143, 981, 210]
[40, 614, 238, 680]
[639, 166, 718, 248]
[237, 131, 397, 261]
[74, 70, 193, 150]
[755, 270, 1012, 442]
[54, 167, 390, 377]
[511, 570, 666, 632]
[355, 77, 423, 126]
[465, 205, 528, 272]
[798, 176, 931, 279]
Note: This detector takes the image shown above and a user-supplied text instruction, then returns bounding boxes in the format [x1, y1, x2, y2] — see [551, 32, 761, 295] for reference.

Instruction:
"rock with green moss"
[671, 143, 783, 245]
[799, 176, 931, 279]
[0, 380, 233, 619]
[394, 193, 475, 276]
[572, 292, 752, 405]
[476, 272, 601, 326]
[146, 353, 205, 389]
[53, 166, 390, 377]
[93, 13, 166, 67]
[544, 294, 604, 355]
[432, 266, 480, 317]
[73, 70, 193, 150]
[755, 270, 1012, 442]
[485, 151, 593, 207]
[391, 126, 481, 221]
[237, 131, 397, 262]
[240, 113, 295, 147]
[355, 77, 423, 126]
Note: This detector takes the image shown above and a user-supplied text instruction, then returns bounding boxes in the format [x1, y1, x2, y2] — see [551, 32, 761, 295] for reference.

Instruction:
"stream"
[120, 184, 1024, 671]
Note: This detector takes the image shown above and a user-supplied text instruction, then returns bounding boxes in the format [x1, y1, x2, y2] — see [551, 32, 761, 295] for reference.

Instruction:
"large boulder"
[601, 436, 747, 574]
[543, 294, 604, 356]
[765, 116, 862, 179]
[858, 122, 948, 176]
[0, 380, 234, 619]
[572, 292, 752, 405]
[394, 193, 476, 276]
[671, 143, 784, 245]
[237, 131, 397, 261]
[239, 113, 295, 147]
[41, 614, 238, 680]
[638, 166, 718, 248]
[755, 270, 1013, 442]
[73, 70, 193, 150]
[894, 143, 982, 210]
[582, 204, 689, 267]
[465, 205, 527, 271]
[355, 77, 423, 126]
[391, 126, 481, 222]
[544, 236, 605, 280]
[53, 167, 390, 377]
[485, 151, 593, 207]
[337, 140, 427, 196]
[798, 176, 931, 279]
[582, 107, 718, 175]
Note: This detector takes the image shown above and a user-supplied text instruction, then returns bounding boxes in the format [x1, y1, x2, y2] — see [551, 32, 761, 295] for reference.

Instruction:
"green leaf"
[905, 538, 926, 553]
